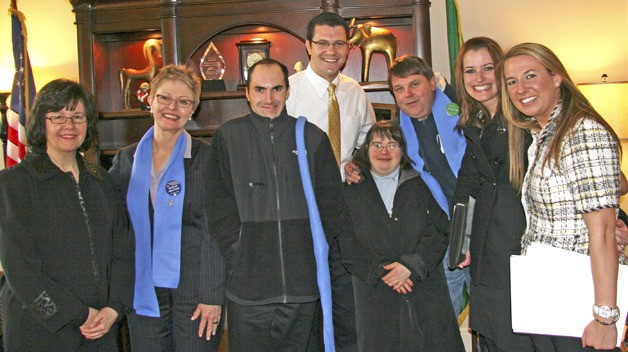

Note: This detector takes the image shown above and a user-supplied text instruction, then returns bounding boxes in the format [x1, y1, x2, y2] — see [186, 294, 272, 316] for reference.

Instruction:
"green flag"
[446, 0, 463, 85]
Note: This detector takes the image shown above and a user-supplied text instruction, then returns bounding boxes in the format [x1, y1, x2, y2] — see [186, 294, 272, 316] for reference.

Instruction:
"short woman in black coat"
[0, 79, 135, 351]
[340, 121, 464, 352]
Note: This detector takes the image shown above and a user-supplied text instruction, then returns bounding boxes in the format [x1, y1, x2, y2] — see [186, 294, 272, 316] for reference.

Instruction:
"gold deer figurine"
[120, 38, 162, 109]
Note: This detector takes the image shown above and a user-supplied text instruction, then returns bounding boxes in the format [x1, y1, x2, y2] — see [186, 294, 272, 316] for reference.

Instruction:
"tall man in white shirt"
[286, 12, 376, 352]
[287, 13, 376, 173]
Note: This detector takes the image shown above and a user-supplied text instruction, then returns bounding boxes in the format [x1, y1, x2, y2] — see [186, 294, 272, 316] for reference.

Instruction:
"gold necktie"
[327, 82, 341, 165]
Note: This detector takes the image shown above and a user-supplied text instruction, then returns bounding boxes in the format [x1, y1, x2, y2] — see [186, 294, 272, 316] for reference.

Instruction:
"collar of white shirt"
[304, 64, 341, 99]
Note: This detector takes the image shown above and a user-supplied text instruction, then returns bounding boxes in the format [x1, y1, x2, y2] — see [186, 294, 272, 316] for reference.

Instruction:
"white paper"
[510, 242, 628, 346]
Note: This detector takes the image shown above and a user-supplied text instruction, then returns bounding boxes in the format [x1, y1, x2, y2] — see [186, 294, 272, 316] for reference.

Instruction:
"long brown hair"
[454, 37, 504, 130]
[453, 37, 528, 190]
[500, 42, 620, 171]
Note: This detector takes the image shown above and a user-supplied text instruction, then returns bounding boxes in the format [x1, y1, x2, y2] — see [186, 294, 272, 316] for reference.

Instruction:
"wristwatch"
[592, 304, 620, 324]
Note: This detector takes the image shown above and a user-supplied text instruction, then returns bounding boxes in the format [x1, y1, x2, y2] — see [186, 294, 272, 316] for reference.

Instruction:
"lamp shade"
[578, 81, 628, 139]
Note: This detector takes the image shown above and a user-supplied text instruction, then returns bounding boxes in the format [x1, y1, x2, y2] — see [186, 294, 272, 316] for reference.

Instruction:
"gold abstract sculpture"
[119, 38, 162, 109]
[348, 19, 396, 83]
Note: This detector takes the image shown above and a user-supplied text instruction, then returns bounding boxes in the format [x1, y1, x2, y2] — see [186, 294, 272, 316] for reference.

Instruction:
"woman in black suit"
[109, 64, 225, 352]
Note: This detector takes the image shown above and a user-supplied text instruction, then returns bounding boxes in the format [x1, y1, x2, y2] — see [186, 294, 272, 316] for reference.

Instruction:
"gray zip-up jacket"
[207, 109, 342, 305]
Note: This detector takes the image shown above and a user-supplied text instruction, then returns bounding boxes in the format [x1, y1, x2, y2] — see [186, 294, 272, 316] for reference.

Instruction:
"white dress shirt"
[287, 64, 376, 174]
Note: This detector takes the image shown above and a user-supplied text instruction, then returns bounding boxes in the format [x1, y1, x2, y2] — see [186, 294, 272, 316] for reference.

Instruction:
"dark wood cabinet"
[70, 0, 432, 165]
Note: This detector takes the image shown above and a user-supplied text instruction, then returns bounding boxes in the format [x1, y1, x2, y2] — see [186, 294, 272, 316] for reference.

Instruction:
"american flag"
[6, 1, 36, 167]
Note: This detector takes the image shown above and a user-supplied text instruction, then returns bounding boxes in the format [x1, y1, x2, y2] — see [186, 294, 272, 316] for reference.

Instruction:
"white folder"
[510, 242, 628, 346]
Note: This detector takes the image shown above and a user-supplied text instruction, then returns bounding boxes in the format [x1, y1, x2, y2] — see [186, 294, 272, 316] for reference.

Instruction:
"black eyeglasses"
[46, 115, 87, 124]
[370, 142, 400, 152]
[310, 40, 349, 50]
[155, 94, 194, 109]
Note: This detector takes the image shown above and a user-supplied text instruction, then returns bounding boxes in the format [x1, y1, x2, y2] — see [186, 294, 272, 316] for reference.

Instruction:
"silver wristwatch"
[592, 304, 620, 323]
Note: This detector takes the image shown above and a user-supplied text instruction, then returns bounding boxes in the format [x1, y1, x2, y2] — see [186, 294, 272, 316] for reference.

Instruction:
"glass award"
[200, 42, 226, 80]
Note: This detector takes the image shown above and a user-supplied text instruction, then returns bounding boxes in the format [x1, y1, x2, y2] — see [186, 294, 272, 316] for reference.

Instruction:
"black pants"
[530, 334, 620, 352]
[127, 287, 223, 352]
[227, 299, 317, 351]
[307, 238, 357, 352]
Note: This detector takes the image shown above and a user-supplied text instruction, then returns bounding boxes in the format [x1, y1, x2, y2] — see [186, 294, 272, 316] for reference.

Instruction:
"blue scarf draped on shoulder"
[399, 87, 466, 218]
[127, 126, 186, 317]
[295, 116, 335, 352]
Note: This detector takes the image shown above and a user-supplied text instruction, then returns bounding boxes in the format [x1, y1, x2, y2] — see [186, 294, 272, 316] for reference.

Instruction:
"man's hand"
[458, 251, 471, 268]
[80, 307, 118, 340]
[344, 161, 362, 184]
[191, 304, 222, 340]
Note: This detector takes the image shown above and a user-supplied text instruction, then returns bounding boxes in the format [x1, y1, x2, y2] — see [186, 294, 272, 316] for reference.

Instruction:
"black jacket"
[207, 110, 342, 304]
[0, 152, 135, 351]
[109, 137, 226, 307]
[453, 112, 534, 349]
[453, 112, 530, 289]
[340, 167, 464, 352]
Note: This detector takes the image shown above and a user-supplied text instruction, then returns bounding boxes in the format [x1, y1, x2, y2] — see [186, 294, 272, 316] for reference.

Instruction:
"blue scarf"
[295, 117, 335, 352]
[127, 126, 186, 317]
[399, 88, 466, 218]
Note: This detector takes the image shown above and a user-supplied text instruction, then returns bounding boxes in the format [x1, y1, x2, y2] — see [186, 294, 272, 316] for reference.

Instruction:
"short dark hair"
[352, 120, 412, 172]
[26, 79, 98, 154]
[306, 12, 350, 41]
[246, 58, 290, 89]
[388, 55, 434, 91]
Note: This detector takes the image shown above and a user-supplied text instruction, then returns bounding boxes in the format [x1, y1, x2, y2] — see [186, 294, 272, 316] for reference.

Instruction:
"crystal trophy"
[200, 42, 226, 81]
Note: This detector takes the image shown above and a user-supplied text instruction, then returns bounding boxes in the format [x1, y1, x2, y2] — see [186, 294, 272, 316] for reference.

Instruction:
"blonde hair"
[500, 42, 620, 172]
[150, 64, 202, 109]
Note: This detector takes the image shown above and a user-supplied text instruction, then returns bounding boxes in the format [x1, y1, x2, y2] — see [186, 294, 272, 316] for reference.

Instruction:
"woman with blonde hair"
[110, 64, 225, 352]
[501, 42, 623, 351]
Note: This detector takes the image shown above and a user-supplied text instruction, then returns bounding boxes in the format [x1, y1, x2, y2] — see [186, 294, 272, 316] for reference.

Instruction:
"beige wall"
[0, 0, 78, 91]
[1, 0, 627, 183]
[431, 0, 628, 83]
[1, 0, 626, 87]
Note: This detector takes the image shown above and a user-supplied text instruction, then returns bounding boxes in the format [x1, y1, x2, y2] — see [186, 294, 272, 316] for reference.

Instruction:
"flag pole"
[445, 0, 463, 86]
[6, 0, 36, 167]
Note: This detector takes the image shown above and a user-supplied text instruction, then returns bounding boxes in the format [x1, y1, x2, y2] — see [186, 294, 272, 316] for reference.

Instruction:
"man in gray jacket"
[207, 58, 342, 350]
